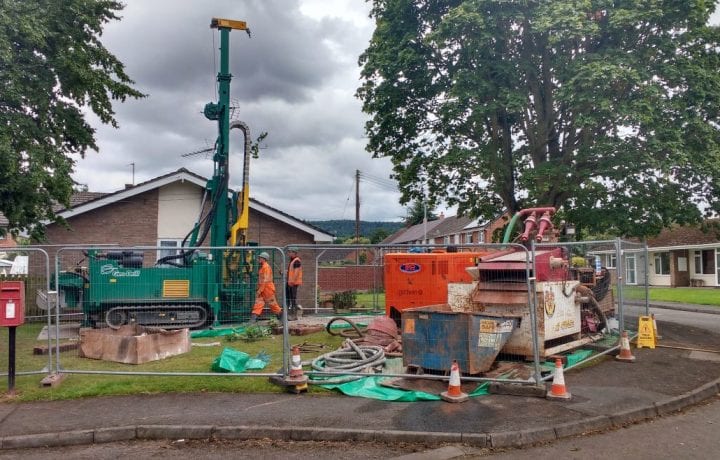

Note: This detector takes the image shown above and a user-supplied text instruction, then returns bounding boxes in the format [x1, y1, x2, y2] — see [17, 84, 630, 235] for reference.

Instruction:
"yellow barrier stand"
[636, 315, 656, 349]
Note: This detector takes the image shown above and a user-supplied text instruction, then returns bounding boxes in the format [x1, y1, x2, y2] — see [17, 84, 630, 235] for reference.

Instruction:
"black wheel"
[105, 308, 127, 329]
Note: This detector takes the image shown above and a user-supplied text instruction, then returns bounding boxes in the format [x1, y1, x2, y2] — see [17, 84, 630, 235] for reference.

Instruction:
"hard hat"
[258, 251, 270, 260]
[288, 247, 298, 252]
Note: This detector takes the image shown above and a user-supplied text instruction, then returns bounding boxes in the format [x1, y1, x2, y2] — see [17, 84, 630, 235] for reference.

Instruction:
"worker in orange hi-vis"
[250, 252, 282, 323]
[285, 247, 303, 321]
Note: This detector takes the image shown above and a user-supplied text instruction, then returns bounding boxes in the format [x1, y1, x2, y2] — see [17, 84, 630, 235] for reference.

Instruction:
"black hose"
[325, 316, 366, 338]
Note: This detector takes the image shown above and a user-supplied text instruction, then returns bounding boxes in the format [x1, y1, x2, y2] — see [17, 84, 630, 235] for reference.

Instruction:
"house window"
[625, 254, 637, 285]
[599, 254, 616, 268]
[158, 239, 182, 261]
[694, 249, 715, 275]
[654, 252, 670, 275]
[465, 233, 473, 244]
[443, 236, 450, 245]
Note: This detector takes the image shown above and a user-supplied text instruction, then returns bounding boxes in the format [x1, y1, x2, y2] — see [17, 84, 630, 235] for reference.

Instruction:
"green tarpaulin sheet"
[320, 376, 489, 402]
[191, 327, 245, 338]
[211, 347, 270, 373]
[542, 348, 596, 372]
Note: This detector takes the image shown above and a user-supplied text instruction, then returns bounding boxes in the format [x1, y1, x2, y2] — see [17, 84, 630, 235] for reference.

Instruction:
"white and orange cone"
[285, 345, 308, 386]
[615, 330, 636, 362]
[546, 358, 572, 400]
[440, 360, 469, 403]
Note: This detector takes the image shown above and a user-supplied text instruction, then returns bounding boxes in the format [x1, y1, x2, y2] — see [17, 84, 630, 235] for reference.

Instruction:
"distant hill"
[310, 220, 404, 239]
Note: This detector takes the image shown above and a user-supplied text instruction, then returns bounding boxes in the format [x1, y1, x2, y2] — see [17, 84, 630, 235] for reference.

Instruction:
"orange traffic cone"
[615, 330, 636, 362]
[285, 345, 308, 387]
[546, 358, 572, 400]
[440, 360, 469, 403]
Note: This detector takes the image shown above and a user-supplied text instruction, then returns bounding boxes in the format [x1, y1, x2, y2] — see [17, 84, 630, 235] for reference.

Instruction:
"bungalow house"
[31, 167, 333, 305]
[644, 222, 719, 288]
[579, 223, 720, 288]
[383, 213, 508, 247]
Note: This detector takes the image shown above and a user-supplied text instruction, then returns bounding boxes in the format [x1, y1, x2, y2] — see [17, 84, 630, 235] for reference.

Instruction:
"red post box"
[0, 281, 25, 327]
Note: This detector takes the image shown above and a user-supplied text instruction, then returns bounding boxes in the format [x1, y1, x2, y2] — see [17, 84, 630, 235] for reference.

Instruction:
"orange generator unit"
[384, 250, 490, 323]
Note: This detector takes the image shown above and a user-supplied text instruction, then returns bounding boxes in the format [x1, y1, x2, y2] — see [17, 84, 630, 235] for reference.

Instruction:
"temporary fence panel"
[296, 243, 547, 390]
[32, 239, 650, 399]
[534, 239, 650, 379]
[0, 247, 52, 377]
[52, 246, 289, 379]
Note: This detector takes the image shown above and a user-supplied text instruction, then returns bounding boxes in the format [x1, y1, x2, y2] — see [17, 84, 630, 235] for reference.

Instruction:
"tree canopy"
[0, 0, 144, 239]
[358, 0, 720, 237]
[403, 199, 438, 227]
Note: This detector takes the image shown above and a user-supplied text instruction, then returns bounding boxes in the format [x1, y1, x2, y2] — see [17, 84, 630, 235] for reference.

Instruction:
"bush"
[331, 290, 357, 310]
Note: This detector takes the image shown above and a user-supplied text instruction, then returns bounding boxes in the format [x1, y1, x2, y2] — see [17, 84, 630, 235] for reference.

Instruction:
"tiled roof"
[384, 218, 444, 244]
[646, 221, 720, 248]
[383, 214, 494, 244]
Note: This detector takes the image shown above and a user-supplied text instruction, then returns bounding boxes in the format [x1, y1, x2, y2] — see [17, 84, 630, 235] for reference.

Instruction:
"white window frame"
[625, 254, 637, 285]
[465, 232, 473, 244]
[695, 249, 716, 275]
[600, 253, 616, 268]
[654, 252, 670, 275]
[157, 239, 183, 261]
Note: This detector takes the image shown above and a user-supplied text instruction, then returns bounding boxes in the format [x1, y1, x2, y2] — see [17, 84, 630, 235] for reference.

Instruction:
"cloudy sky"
[75, 2, 720, 223]
[74, 0, 406, 222]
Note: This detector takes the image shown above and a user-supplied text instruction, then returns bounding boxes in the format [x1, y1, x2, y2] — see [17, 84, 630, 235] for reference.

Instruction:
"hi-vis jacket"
[287, 257, 303, 286]
[257, 259, 275, 295]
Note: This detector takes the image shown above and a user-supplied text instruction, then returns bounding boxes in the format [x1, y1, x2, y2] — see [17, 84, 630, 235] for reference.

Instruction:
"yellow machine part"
[163, 280, 190, 298]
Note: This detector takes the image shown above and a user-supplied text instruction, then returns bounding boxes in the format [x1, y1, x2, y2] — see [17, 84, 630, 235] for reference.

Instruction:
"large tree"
[358, 0, 720, 237]
[0, 0, 143, 239]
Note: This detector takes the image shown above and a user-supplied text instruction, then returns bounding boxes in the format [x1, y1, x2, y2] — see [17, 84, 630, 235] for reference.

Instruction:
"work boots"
[249, 314, 258, 324]
[288, 307, 298, 322]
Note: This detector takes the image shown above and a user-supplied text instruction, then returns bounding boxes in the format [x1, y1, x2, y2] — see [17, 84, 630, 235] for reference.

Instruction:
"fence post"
[616, 238, 625, 334]
[527, 242, 542, 384]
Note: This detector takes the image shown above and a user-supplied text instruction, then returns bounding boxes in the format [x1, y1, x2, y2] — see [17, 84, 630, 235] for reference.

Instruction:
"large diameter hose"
[308, 339, 386, 385]
[576, 285, 610, 333]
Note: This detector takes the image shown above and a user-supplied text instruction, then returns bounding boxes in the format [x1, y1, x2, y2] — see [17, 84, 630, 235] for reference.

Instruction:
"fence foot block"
[40, 373, 66, 388]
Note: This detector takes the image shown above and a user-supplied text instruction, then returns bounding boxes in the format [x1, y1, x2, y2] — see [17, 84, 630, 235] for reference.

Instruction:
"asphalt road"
[475, 395, 720, 459]
[625, 305, 720, 334]
[2, 397, 717, 459]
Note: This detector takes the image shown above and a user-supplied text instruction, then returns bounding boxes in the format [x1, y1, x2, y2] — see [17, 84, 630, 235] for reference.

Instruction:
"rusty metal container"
[401, 305, 517, 374]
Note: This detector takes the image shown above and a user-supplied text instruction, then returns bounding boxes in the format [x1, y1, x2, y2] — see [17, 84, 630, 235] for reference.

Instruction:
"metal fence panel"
[31, 239, 649, 396]
[52, 246, 287, 378]
[0, 247, 52, 376]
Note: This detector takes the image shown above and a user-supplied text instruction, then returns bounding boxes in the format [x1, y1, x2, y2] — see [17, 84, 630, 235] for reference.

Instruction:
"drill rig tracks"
[104, 304, 208, 330]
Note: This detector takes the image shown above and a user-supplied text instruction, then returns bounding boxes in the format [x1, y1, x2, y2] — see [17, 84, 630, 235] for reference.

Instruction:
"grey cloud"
[76, 0, 404, 221]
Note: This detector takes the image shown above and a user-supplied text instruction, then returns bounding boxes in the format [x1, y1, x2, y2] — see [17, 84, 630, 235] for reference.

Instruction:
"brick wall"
[247, 209, 319, 308]
[37, 190, 159, 271]
[318, 265, 384, 293]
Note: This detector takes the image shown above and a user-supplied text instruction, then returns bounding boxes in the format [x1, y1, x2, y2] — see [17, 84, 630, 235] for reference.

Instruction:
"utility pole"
[355, 169, 360, 242]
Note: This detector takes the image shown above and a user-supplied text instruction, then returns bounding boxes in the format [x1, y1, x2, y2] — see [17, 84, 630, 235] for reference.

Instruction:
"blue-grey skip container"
[401, 305, 518, 374]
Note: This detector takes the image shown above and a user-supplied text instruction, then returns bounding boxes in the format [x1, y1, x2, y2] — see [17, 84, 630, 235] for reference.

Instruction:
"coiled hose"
[308, 338, 386, 385]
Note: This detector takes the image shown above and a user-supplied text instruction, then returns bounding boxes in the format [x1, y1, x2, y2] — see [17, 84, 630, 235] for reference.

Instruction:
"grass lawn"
[622, 286, 720, 307]
[0, 322, 345, 402]
[354, 292, 385, 311]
